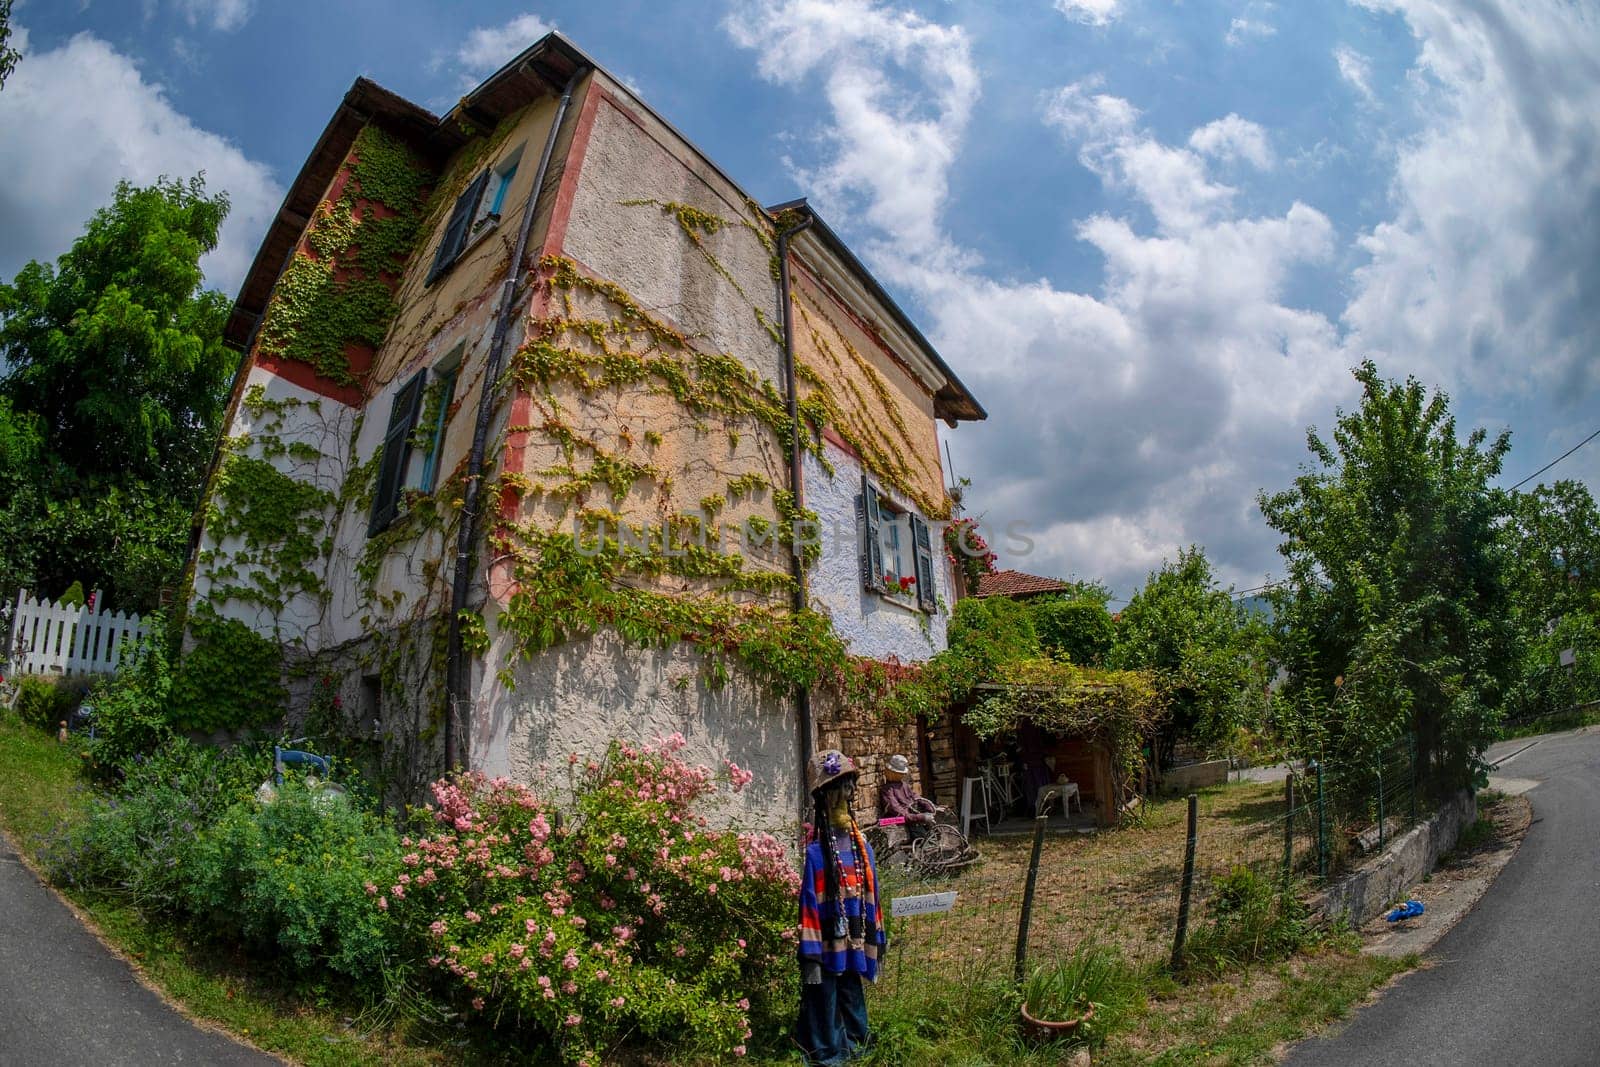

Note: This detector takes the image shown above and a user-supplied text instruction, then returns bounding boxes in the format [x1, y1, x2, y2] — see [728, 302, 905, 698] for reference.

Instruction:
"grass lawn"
[820, 781, 1417, 1066]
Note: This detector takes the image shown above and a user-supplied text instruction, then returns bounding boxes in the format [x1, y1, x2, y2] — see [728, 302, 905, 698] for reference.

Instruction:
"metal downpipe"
[774, 213, 816, 817]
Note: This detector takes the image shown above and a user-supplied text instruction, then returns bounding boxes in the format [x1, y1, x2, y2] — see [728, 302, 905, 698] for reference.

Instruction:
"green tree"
[0, 176, 236, 609]
[1259, 361, 1513, 791]
[1106, 546, 1266, 766]
[1500, 480, 1600, 722]
[1030, 587, 1116, 666]
[0, 0, 19, 91]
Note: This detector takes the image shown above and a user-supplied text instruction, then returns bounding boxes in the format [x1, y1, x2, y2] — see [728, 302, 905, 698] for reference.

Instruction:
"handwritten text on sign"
[890, 891, 957, 917]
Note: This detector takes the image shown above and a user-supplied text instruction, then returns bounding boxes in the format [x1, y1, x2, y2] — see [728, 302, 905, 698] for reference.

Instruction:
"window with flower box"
[860, 476, 936, 612]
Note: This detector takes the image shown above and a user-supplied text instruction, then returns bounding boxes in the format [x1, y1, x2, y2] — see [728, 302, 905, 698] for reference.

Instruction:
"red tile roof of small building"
[975, 569, 1070, 599]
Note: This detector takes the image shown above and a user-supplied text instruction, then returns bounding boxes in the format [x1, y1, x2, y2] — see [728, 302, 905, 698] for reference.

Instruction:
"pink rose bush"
[388, 737, 799, 1064]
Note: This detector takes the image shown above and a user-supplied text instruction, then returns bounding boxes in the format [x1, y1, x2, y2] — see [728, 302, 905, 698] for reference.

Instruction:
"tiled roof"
[975, 569, 1070, 599]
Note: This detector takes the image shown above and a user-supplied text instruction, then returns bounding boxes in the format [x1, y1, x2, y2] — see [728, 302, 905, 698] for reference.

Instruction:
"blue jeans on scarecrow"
[797, 969, 870, 1065]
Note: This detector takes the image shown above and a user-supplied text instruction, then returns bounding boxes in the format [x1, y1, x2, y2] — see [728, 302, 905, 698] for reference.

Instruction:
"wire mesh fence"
[873, 736, 1424, 990]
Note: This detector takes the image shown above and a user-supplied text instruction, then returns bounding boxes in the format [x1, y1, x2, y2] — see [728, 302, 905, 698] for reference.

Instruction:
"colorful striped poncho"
[798, 830, 886, 979]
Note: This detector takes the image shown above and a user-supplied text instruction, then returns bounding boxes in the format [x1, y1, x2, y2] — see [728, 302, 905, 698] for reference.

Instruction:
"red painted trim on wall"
[540, 79, 602, 260]
[821, 425, 860, 462]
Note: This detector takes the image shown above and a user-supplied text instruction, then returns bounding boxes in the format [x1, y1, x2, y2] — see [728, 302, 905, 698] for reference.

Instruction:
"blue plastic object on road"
[1385, 899, 1425, 922]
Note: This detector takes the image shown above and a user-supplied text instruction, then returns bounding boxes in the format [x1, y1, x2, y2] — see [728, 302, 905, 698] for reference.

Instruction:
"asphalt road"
[1285, 727, 1600, 1067]
[0, 833, 277, 1066]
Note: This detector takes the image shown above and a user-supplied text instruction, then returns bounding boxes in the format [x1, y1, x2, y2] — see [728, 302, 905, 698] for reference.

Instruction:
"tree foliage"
[1030, 581, 1116, 666]
[1500, 480, 1600, 722]
[0, 0, 18, 91]
[1259, 361, 1513, 791]
[1105, 546, 1267, 764]
[0, 176, 236, 609]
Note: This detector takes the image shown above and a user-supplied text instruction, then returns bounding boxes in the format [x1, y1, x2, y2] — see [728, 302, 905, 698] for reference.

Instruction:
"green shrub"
[1181, 865, 1308, 977]
[13, 674, 84, 732]
[187, 781, 400, 982]
[46, 738, 258, 909]
[81, 621, 177, 776]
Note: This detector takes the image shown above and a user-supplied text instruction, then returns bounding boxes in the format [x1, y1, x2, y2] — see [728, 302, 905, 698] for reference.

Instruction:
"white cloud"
[724, 0, 979, 264]
[172, 0, 254, 33]
[1334, 45, 1375, 102]
[1054, 0, 1122, 26]
[1226, 18, 1277, 46]
[730, 2, 1352, 593]
[1189, 114, 1274, 169]
[444, 12, 556, 89]
[1044, 82, 1240, 233]
[0, 30, 282, 297]
[1343, 1, 1600, 411]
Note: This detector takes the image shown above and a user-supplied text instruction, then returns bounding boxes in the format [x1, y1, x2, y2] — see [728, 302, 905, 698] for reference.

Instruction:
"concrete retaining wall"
[1159, 759, 1230, 793]
[1313, 789, 1477, 927]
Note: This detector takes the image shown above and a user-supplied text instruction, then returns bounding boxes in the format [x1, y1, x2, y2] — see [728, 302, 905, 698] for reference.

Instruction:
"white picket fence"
[6, 589, 152, 677]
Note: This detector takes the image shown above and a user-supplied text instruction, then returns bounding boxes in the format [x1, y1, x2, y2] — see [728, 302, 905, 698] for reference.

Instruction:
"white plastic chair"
[960, 776, 990, 837]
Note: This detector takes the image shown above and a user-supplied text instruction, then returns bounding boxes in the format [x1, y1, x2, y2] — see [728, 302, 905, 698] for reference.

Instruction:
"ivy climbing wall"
[472, 79, 968, 830]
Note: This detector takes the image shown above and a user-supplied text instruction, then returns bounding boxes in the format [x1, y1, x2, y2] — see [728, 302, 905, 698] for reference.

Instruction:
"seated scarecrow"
[878, 754, 943, 839]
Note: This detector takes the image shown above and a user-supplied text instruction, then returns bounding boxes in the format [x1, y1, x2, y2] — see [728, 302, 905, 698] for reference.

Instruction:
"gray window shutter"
[369, 370, 428, 535]
[861, 476, 884, 592]
[425, 170, 489, 286]
[912, 514, 936, 612]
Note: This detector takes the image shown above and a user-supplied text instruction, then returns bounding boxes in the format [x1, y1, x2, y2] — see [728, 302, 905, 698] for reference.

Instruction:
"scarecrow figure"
[797, 749, 885, 1065]
[879, 753, 943, 839]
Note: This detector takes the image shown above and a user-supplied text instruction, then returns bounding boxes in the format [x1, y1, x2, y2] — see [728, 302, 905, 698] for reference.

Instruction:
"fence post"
[1282, 775, 1296, 890]
[1376, 762, 1386, 852]
[1170, 793, 1199, 971]
[1013, 809, 1050, 985]
[1312, 760, 1328, 880]
[1408, 735, 1419, 823]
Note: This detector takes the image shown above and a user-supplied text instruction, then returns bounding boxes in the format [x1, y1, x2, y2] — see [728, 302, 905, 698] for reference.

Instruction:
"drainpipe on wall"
[774, 212, 816, 820]
[443, 65, 588, 772]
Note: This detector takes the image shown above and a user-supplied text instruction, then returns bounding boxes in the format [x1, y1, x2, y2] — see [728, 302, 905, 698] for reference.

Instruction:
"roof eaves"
[767, 198, 985, 424]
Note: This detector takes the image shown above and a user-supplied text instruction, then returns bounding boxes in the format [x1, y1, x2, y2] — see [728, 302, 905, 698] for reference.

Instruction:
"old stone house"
[184, 32, 984, 832]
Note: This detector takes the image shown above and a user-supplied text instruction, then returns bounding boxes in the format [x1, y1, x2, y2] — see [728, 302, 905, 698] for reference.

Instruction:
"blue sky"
[4, 0, 1598, 601]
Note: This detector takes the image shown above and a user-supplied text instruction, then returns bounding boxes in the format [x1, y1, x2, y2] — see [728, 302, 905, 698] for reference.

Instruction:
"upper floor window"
[861, 476, 937, 613]
[424, 146, 524, 287]
[368, 348, 463, 536]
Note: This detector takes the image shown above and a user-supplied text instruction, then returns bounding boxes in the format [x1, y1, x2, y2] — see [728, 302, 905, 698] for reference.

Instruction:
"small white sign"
[890, 891, 957, 917]
[1561, 647, 1577, 667]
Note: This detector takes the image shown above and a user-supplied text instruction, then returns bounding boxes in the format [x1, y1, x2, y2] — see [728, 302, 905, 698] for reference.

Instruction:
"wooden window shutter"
[860, 475, 884, 592]
[368, 370, 428, 536]
[912, 514, 937, 612]
[425, 170, 490, 286]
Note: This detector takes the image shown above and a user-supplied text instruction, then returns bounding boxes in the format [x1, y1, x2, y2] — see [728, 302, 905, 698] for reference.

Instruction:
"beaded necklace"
[828, 823, 870, 941]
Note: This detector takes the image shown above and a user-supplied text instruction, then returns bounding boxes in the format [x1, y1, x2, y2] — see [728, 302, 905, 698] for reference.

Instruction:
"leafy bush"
[81, 619, 177, 776]
[48, 737, 397, 986]
[13, 674, 80, 732]
[188, 781, 400, 982]
[387, 736, 799, 1065]
[46, 738, 257, 909]
[1181, 865, 1308, 977]
[1031, 596, 1116, 667]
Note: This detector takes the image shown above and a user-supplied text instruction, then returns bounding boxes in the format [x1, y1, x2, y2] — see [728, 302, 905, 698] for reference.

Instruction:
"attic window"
[425, 147, 525, 287]
[860, 476, 937, 613]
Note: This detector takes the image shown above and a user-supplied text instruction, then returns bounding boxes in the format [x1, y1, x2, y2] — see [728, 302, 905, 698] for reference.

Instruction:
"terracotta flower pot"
[1020, 999, 1095, 1043]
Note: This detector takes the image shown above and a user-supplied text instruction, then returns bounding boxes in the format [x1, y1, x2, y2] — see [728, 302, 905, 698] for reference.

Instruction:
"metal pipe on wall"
[443, 65, 588, 772]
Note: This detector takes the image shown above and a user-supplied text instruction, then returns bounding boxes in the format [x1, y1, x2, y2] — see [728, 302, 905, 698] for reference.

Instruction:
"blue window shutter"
[861, 475, 884, 592]
[425, 170, 489, 286]
[368, 370, 428, 536]
[912, 514, 936, 612]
